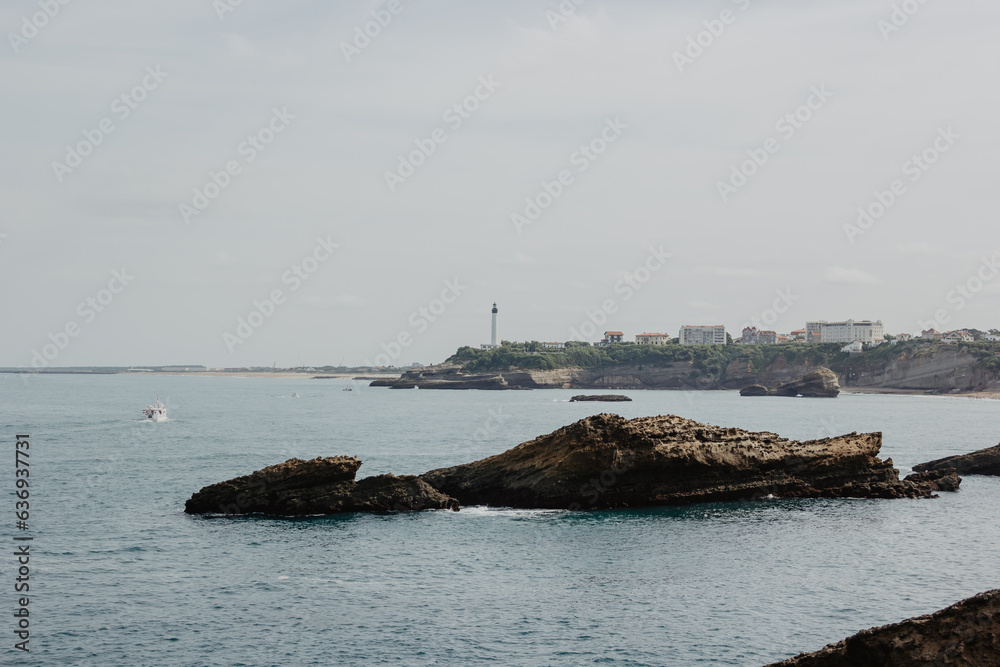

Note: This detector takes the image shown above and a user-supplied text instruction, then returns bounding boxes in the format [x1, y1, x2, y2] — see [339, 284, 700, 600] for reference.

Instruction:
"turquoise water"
[2, 373, 999, 665]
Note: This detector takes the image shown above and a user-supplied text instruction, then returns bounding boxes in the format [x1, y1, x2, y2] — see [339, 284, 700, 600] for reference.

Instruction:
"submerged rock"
[912, 442, 1000, 476]
[184, 456, 459, 515]
[763, 589, 1000, 666]
[420, 413, 949, 510]
[569, 394, 632, 402]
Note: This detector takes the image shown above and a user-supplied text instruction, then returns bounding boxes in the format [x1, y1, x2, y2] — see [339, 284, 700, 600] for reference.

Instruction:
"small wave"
[456, 506, 567, 518]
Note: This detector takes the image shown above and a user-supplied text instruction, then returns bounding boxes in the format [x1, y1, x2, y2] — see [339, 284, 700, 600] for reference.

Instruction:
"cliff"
[764, 589, 1000, 666]
[375, 342, 1000, 393]
[420, 413, 957, 510]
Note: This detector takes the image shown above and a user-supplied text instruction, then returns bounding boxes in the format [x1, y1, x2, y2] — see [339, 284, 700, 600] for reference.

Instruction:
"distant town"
[480, 305, 1000, 357]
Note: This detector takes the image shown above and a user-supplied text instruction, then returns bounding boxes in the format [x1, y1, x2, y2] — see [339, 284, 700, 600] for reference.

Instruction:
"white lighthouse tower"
[491, 302, 498, 346]
[482, 303, 500, 349]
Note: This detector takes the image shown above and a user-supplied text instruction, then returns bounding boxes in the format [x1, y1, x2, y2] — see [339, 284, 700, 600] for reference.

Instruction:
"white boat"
[342, 387, 352, 392]
[142, 399, 168, 422]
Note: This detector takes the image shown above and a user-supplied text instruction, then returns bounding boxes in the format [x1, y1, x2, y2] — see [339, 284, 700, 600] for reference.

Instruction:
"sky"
[1, 0, 999, 368]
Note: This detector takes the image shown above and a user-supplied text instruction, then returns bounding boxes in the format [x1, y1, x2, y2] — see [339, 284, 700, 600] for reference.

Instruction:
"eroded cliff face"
[375, 347, 999, 393]
[420, 413, 950, 510]
[763, 589, 1000, 666]
[837, 348, 1000, 392]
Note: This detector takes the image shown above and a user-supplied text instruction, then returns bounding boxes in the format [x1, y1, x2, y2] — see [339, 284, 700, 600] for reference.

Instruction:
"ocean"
[2, 373, 999, 665]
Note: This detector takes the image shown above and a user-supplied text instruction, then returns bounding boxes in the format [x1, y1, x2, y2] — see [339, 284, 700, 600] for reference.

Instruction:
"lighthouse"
[482, 303, 500, 349]
[491, 302, 498, 347]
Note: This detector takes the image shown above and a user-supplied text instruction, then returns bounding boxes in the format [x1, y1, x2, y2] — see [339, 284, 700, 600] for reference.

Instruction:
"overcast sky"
[1, 0, 998, 368]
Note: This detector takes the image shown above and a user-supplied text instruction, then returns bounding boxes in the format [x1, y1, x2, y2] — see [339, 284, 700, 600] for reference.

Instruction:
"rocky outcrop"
[775, 368, 840, 397]
[903, 468, 962, 492]
[740, 369, 840, 398]
[184, 456, 459, 515]
[763, 589, 1000, 666]
[420, 414, 952, 510]
[913, 443, 1000, 476]
[570, 394, 632, 402]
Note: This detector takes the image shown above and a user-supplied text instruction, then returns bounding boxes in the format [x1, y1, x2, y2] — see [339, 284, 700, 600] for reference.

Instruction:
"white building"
[635, 333, 671, 345]
[679, 325, 726, 346]
[541, 342, 565, 349]
[807, 320, 884, 344]
[841, 340, 864, 354]
[942, 331, 973, 344]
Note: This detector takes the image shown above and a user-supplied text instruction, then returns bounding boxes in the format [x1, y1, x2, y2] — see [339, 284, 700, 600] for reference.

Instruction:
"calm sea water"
[2, 373, 999, 666]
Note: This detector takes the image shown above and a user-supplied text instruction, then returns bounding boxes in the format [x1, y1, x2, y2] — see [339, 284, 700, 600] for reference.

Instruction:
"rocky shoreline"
[913, 442, 1000, 476]
[764, 589, 1000, 666]
[185, 414, 959, 516]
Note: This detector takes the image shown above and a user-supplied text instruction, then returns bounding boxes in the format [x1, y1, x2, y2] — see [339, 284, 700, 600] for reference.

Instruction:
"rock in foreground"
[420, 413, 948, 510]
[185, 456, 459, 515]
[763, 589, 1000, 666]
[570, 394, 632, 402]
[912, 442, 1000, 476]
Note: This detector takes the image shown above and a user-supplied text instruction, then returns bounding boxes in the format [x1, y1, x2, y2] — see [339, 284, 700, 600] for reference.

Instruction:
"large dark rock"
[775, 368, 840, 397]
[903, 468, 962, 492]
[763, 589, 1000, 666]
[739, 369, 840, 398]
[420, 413, 950, 510]
[569, 394, 632, 402]
[912, 443, 1000, 476]
[184, 456, 459, 515]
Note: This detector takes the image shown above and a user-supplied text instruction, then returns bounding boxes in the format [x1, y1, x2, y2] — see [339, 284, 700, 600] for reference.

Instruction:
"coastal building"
[942, 331, 973, 344]
[740, 327, 777, 345]
[807, 320, 884, 344]
[896, 333, 913, 342]
[841, 340, 864, 354]
[542, 342, 565, 349]
[603, 331, 624, 345]
[481, 303, 500, 350]
[635, 333, 671, 345]
[921, 329, 942, 341]
[679, 325, 726, 346]
[790, 328, 806, 340]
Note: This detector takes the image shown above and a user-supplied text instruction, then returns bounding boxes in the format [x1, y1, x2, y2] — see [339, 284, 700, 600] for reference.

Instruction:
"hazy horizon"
[3, 0, 999, 368]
